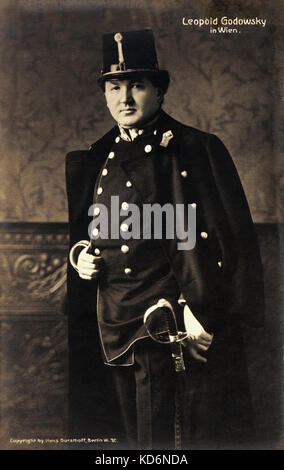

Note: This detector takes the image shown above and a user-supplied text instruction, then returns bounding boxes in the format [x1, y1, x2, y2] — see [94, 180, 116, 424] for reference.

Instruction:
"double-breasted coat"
[65, 110, 264, 447]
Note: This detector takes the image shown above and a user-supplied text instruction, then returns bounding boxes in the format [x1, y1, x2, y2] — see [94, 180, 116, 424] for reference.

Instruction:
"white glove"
[179, 295, 213, 363]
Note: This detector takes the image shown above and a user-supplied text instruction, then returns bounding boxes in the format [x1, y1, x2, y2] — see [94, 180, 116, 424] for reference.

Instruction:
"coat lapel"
[66, 125, 119, 235]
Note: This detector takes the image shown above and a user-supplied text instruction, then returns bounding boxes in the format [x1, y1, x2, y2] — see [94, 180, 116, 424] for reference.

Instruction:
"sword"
[144, 298, 188, 372]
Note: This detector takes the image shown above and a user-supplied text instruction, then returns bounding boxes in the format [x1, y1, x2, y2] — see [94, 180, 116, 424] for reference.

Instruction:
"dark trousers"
[110, 338, 176, 450]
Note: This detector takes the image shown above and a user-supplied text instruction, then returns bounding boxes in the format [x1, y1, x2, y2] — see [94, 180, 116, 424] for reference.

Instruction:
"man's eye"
[132, 83, 144, 89]
[111, 86, 120, 91]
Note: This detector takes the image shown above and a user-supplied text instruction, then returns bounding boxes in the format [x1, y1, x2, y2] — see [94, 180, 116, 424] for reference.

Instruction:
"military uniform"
[90, 119, 184, 366]
[65, 30, 264, 450]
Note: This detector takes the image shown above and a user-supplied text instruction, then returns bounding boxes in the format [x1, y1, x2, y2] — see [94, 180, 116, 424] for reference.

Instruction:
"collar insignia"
[160, 130, 174, 148]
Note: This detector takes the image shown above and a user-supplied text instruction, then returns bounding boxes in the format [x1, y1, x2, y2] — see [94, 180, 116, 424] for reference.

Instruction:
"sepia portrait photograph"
[0, 0, 283, 460]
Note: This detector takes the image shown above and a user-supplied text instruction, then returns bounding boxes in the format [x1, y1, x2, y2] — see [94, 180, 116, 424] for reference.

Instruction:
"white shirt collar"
[118, 126, 143, 142]
[118, 113, 160, 142]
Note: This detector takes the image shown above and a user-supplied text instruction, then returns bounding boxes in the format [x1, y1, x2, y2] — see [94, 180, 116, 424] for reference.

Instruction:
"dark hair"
[98, 70, 170, 94]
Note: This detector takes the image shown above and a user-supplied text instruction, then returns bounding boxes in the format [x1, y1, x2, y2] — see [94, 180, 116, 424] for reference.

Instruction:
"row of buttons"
[93, 244, 129, 256]
[94, 201, 130, 217]
[93, 136, 214, 275]
[95, 144, 133, 274]
[97, 180, 132, 195]
[96, 149, 133, 196]
[179, 166, 209, 241]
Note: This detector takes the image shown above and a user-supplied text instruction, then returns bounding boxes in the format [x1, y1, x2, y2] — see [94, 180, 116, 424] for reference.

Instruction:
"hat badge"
[114, 32, 123, 42]
[114, 32, 125, 71]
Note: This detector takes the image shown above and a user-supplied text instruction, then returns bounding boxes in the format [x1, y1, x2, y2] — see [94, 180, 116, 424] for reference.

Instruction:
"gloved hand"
[183, 304, 214, 363]
[69, 240, 102, 280]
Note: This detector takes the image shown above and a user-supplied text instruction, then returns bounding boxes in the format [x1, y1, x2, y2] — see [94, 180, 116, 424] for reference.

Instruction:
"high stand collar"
[118, 112, 160, 142]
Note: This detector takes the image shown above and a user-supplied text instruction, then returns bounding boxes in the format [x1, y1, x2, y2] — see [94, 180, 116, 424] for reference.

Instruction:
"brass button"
[144, 144, 152, 153]
[124, 267, 132, 275]
[121, 223, 129, 232]
[93, 228, 99, 237]
[115, 136, 120, 143]
[218, 261, 222, 268]
[97, 187, 103, 195]
[181, 170, 188, 178]
[108, 151, 115, 159]
[121, 202, 129, 211]
[201, 231, 208, 239]
[94, 207, 100, 216]
[94, 248, 101, 255]
[126, 180, 132, 188]
[121, 245, 129, 254]
[138, 129, 143, 135]
[190, 203, 197, 209]
[102, 168, 108, 176]
[114, 32, 123, 42]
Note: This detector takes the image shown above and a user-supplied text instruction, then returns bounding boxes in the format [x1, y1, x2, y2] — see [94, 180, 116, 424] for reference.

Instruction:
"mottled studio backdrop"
[0, 0, 283, 223]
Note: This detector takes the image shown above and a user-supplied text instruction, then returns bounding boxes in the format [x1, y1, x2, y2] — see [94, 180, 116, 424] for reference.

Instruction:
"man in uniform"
[65, 29, 264, 450]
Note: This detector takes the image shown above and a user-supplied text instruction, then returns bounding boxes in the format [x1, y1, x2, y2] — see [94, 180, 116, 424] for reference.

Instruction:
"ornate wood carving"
[0, 224, 69, 315]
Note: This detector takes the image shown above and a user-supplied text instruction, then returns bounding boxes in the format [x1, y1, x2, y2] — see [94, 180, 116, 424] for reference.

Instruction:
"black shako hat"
[98, 29, 170, 93]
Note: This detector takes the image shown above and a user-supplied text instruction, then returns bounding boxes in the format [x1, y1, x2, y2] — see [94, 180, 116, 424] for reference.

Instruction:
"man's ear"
[104, 92, 109, 109]
[156, 87, 164, 105]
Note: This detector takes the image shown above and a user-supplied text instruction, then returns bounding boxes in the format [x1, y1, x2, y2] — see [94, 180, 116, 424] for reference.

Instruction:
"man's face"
[104, 77, 162, 128]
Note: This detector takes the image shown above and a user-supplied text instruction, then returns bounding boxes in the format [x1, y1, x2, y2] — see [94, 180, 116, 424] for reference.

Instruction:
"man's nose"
[120, 86, 134, 104]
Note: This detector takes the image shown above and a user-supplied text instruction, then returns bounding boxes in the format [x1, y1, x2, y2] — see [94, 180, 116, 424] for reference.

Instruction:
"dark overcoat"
[65, 111, 264, 447]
